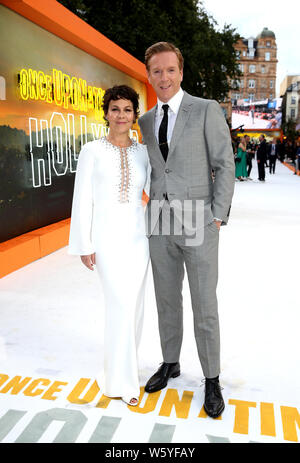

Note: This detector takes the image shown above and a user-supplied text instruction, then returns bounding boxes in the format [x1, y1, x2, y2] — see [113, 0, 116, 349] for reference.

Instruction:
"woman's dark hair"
[102, 85, 140, 126]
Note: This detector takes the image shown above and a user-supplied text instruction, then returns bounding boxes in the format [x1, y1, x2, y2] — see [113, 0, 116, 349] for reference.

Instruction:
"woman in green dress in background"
[235, 136, 248, 181]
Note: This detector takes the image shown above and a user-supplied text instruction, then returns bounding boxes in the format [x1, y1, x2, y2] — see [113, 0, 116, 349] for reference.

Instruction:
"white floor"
[0, 161, 299, 444]
[232, 112, 273, 129]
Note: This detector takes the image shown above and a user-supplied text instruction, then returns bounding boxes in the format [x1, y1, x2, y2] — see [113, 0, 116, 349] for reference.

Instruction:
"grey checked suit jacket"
[138, 91, 235, 236]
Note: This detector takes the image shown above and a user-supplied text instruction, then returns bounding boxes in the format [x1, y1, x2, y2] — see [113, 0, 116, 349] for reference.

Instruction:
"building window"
[238, 64, 244, 72]
[291, 109, 296, 118]
[243, 50, 246, 57]
[249, 65, 256, 73]
[266, 41, 271, 47]
[236, 51, 241, 59]
[233, 80, 244, 90]
[270, 80, 273, 89]
[249, 79, 255, 88]
[291, 96, 297, 105]
[249, 93, 255, 101]
[261, 65, 265, 74]
[265, 52, 270, 61]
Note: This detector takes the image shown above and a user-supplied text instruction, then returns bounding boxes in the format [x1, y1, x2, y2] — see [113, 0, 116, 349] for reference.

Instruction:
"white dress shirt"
[155, 87, 184, 143]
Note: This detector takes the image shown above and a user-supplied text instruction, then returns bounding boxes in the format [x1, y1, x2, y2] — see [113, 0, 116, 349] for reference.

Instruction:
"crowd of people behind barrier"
[231, 134, 300, 181]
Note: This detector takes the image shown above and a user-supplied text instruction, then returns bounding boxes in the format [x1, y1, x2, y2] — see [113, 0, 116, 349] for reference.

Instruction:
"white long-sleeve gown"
[68, 136, 151, 400]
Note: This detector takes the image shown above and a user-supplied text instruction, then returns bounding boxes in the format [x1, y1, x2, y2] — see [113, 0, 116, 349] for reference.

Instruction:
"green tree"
[282, 118, 299, 142]
[57, 0, 241, 101]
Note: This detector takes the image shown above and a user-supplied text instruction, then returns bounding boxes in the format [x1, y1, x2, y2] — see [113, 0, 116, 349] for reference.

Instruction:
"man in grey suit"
[138, 42, 235, 418]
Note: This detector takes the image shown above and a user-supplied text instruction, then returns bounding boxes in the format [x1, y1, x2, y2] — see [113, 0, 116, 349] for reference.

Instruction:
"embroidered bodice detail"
[100, 136, 137, 203]
[118, 146, 131, 203]
[68, 136, 151, 255]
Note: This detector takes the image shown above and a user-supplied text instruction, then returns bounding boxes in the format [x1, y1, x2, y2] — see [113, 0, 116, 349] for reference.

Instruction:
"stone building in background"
[230, 27, 278, 105]
[280, 75, 300, 129]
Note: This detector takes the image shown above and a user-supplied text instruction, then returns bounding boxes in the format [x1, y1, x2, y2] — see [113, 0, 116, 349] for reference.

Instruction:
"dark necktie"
[159, 104, 169, 162]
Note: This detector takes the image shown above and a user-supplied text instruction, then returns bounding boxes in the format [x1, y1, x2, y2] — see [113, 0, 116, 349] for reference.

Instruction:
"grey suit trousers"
[149, 201, 220, 379]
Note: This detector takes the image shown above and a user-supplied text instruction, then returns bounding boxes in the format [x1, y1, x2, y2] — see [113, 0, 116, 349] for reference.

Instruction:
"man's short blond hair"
[145, 42, 184, 71]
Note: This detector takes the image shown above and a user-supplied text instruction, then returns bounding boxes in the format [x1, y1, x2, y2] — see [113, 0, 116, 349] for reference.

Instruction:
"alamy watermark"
[145, 199, 205, 247]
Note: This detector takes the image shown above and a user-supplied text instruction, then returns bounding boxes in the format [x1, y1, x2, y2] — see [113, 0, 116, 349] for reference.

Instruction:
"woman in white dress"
[68, 85, 151, 406]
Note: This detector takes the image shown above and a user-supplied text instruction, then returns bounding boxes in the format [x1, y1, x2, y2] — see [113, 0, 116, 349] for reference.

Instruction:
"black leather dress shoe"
[145, 362, 180, 393]
[203, 377, 225, 418]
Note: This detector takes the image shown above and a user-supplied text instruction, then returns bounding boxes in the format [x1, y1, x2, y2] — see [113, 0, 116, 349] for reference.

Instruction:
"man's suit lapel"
[143, 104, 165, 164]
[168, 92, 194, 159]
[146, 105, 157, 146]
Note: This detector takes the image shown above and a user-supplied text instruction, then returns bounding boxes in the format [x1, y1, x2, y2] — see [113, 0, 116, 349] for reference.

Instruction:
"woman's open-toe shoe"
[122, 396, 139, 406]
